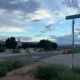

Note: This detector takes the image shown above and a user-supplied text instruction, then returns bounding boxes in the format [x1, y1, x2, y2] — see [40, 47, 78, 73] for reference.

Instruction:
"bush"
[34, 64, 80, 80]
[0, 60, 24, 77]
[0, 67, 7, 77]
[0, 48, 5, 52]
[12, 60, 24, 69]
[12, 49, 20, 53]
[58, 71, 80, 80]
[0, 61, 13, 71]
[73, 67, 80, 74]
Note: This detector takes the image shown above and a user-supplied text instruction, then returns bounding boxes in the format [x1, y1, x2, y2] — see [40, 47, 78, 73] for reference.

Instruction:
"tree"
[22, 43, 29, 49]
[51, 43, 57, 50]
[37, 40, 57, 51]
[29, 43, 37, 48]
[37, 40, 51, 51]
[5, 37, 17, 49]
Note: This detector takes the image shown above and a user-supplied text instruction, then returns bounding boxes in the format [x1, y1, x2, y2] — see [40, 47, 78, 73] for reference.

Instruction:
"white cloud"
[12, 10, 25, 19]
[0, 26, 25, 32]
[65, 7, 78, 15]
[49, 39, 57, 42]
[0, 9, 6, 15]
[48, 21, 56, 24]
[31, 9, 52, 20]
[12, 19, 25, 24]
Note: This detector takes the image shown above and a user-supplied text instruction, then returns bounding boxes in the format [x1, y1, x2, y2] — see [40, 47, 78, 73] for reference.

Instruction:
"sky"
[0, 0, 80, 45]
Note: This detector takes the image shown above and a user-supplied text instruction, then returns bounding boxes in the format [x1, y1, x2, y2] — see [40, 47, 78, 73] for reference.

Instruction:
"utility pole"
[66, 14, 80, 69]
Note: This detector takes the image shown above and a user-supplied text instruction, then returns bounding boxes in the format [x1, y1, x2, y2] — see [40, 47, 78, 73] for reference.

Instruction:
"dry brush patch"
[0, 62, 45, 80]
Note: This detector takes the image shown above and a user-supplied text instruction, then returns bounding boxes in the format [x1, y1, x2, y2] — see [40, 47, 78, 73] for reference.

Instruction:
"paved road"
[41, 53, 80, 67]
[0, 53, 57, 65]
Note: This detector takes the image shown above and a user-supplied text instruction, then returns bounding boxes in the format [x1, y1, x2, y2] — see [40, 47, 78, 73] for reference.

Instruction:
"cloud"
[31, 9, 52, 21]
[50, 33, 80, 44]
[0, 36, 32, 41]
[45, 24, 53, 31]
[0, 0, 40, 14]
[40, 31, 45, 33]
[48, 21, 56, 24]
[62, 0, 79, 8]
[34, 34, 46, 37]
[31, 19, 41, 22]
[0, 36, 8, 41]
[60, 0, 79, 15]
[34, 34, 42, 37]
[12, 19, 25, 24]
[16, 36, 32, 41]
[0, 26, 25, 32]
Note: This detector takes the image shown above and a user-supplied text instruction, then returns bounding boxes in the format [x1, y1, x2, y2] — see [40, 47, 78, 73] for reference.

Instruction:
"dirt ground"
[0, 63, 44, 80]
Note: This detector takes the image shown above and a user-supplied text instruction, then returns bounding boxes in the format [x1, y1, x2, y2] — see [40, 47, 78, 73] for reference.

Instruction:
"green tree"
[5, 37, 17, 49]
[37, 40, 57, 51]
[51, 43, 57, 50]
[29, 43, 37, 48]
[22, 43, 29, 49]
[37, 40, 51, 51]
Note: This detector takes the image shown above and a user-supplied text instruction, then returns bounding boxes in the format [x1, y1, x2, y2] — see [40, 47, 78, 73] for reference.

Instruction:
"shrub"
[0, 61, 13, 71]
[35, 64, 70, 80]
[0, 67, 7, 77]
[58, 70, 80, 80]
[0, 60, 24, 77]
[12, 49, 20, 53]
[34, 64, 80, 80]
[73, 67, 80, 74]
[12, 60, 24, 69]
[0, 48, 5, 52]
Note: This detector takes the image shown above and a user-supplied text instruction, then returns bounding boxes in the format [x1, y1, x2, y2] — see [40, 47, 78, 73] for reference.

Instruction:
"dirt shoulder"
[0, 62, 44, 80]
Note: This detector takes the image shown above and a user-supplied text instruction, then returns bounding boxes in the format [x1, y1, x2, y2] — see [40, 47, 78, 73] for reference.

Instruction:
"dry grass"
[0, 62, 45, 80]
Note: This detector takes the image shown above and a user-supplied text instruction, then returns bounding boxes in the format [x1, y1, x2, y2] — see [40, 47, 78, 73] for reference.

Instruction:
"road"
[0, 53, 57, 65]
[41, 53, 80, 67]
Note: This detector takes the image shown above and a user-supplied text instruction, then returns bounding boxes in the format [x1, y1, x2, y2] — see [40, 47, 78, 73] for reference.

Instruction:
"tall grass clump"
[0, 60, 13, 71]
[12, 60, 24, 69]
[0, 67, 7, 77]
[0, 60, 24, 77]
[34, 64, 80, 80]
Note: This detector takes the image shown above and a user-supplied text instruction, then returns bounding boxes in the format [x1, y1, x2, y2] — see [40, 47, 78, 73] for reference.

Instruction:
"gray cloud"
[45, 24, 52, 31]
[0, 36, 8, 41]
[16, 36, 32, 41]
[50, 33, 79, 45]
[34, 34, 45, 37]
[0, 0, 40, 13]
[31, 19, 41, 22]
[40, 31, 45, 33]
[34, 34, 42, 37]
[62, 0, 79, 8]
[0, 36, 32, 41]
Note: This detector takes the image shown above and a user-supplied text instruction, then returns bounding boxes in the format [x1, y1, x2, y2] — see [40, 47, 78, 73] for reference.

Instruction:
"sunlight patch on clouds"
[49, 39, 57, 42]
[31, 10, 52, 20]
[48, 20, 56, 24]
[0, 26, 24, 32]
